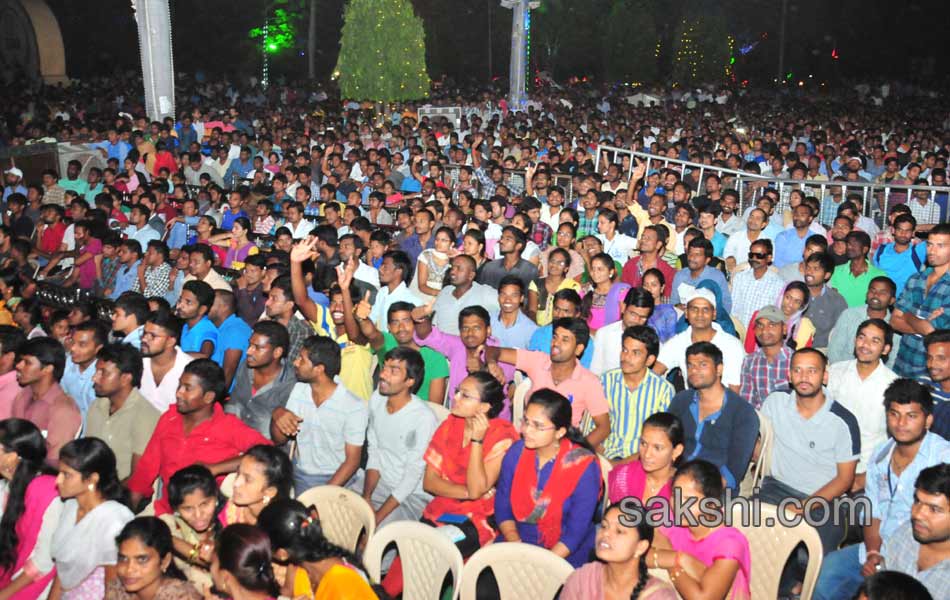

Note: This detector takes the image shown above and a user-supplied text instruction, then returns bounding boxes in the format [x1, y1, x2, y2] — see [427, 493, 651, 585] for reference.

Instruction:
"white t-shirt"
[285, 383, 368, 476]
[657, 325, 746, 387]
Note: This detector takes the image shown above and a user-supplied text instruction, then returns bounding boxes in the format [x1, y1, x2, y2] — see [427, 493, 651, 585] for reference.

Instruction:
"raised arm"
[289, 237, 323, 323]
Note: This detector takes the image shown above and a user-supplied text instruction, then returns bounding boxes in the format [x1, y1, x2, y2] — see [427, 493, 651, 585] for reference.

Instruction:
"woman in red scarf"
[422, 372, 518, 550]
[494, 388, 602, 568]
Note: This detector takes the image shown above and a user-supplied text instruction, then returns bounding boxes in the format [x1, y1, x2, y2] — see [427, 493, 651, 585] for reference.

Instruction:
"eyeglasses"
[518, 418, 557, 432]
[748, 252, 769, 259]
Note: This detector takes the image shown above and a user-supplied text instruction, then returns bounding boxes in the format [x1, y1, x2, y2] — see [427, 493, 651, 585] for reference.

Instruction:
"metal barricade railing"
[596, 147, 950, 226]
[441, 164, 575, 203]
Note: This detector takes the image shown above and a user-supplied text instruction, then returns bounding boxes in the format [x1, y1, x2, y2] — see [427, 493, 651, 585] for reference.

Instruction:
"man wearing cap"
[654, 283, 746, 392]
[2, 168, 27, 205]
[739, 305, 793, 408]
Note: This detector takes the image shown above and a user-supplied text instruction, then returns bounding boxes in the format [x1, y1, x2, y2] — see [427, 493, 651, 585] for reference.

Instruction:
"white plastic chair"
[457, 542, 574, 600]
[295, 485, 376, 553]
[363, 521, 463, 600]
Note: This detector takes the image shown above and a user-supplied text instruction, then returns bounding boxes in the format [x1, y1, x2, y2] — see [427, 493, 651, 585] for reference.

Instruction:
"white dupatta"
[51, 499, 134, 590]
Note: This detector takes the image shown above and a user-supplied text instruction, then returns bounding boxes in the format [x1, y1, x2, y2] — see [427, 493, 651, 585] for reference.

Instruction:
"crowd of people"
[0, 80, 948, 600]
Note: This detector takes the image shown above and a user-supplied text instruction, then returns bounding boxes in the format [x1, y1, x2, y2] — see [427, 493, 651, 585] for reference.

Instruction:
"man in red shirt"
[34, 204, 67, 263]
[127, 358, 269, 514]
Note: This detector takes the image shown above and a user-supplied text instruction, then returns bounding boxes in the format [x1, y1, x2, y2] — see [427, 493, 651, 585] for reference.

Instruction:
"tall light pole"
[501, 0, 539, 106]
[131, 0, 175, 121]
[777, 0, 788, 81]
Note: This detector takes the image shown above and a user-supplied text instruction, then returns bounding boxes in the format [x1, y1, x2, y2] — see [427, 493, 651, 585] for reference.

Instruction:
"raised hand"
[355, 290, 373, 321]
[290, 237, 318, 264]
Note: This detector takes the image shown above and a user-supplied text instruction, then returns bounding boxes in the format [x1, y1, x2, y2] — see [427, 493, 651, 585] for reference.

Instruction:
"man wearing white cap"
[2, 167, 27, 205]
[653, 283, 746, 392]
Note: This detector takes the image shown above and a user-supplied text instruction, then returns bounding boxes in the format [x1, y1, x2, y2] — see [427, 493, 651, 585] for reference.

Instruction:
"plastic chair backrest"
[295, 485, 376, 553]
[363, 521, 464, 600]
[457, 542, 573, 600]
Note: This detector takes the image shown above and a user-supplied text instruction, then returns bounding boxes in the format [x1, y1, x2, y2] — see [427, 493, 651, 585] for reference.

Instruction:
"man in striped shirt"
[600, 326, 674, 462]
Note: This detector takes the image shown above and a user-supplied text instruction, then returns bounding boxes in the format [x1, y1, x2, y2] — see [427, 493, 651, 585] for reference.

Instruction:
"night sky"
[45, 0, 950, 86]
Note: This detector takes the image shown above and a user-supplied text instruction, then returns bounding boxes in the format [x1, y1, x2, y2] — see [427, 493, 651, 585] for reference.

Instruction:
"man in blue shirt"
[773, 203, 818, 268]
[670, 237, 732, 312]
[94, 130, 132, 164]
[209, 289, 252, 391]
[175, 280, 218, 359]
[63, 320, 107, 424]
[528, 289, 595, 368]
[108, 240, 143, 300]
[488, 276, 538, 349]
[223, 147, 254, 188]
[873, 213, 927, 295]
[220, 190, 249, 231]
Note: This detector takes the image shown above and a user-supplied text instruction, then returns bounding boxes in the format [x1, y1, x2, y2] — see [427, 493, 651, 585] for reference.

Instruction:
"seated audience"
[220, 445, 293, 526]
[608, 412, 684, 505]
[106, 517, 202, 600]
[160, 465, 225, 590]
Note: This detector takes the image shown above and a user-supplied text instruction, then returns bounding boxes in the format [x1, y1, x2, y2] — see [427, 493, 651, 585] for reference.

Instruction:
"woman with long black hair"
[209, 525, 279, 600]
[48, 438, 134, 600]
[0, 419, 63, 600]
[160, 466, 226, 591]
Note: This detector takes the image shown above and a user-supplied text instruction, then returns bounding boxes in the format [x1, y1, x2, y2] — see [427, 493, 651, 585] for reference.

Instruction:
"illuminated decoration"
[502, 0, 539, 106]
[335, 0, 430, 101]
[831, 48, 839, 60]
[131, 0, 175, 121]
[725, 35, 735, 80]
[670, 10, 729, 85]
[249, 1, 297, 88]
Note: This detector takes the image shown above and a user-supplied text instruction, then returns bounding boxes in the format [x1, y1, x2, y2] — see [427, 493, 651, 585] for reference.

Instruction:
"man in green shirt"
[830, 230, 886, 307]
[341, 293, 449, 404]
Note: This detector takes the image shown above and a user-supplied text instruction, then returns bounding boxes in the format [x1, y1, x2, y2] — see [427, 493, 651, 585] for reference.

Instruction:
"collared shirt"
[620, 255, 676, 298]
[516, 349, 610, 428]
[369, 282, 420, 330]
[477, 258, 539, 292]
[286, 218, 315, 239]
[489, 311, 538, 349]
[589, 320, 625, 377]
[882, 521, 950, 598]
[235, 285, 267, 326]
[399, 233, 436, 265]
[181, 316, 218, 355]
[803, 285, 849, 348]
[85, 389, 161, 480]
[716, 213, 746, 237]
[110, 260, 141, 300]
[577, 209, 600, 238]
[11, 383, 82, 463]
[183, 269, 233, 292]
[124, 224, 161, 249]
[670, 266, 733, 312]
[657, 325, 746, 388]
[431, 283, 500, 335]
[226, 361, 298, 439]
[827, 360, 898, 473]
[773, 226, 811, 268]
[830, 260, 887, 308]
[600, 369, 674, 459]
[873, 242, 927, 296]
[134, 262, 172, 298]
[121, 326, 144, 350]
[285, 383, 368, 477]
[128, 402, 270, 517]
[865, 433, 950, 563]
[528, 324, 595, 369]
[140, 347, 194, 413]
[761, 389, 861, 495]
[739, 345, 793, 409]
[894, 268, 950, 378]
[62, 358, 98, 421]
[669, 388, 759, 489]
[730, 268, 786, 326]
[211, 314, 252, 367]
[596, 232, 638, 265]
[0, 371, 22, 419]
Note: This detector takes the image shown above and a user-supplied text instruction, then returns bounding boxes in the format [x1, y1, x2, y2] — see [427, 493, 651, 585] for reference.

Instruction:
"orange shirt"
[515, 349, 610, 427]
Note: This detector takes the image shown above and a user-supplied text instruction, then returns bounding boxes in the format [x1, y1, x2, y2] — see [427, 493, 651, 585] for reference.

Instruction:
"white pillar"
[502, 0, 537, 107]
[132, 0, 175, 122]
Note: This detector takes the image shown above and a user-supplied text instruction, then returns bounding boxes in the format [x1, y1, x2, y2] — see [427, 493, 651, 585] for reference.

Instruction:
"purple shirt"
[77, 238, 103, 289]
[415, 326, 515, 419]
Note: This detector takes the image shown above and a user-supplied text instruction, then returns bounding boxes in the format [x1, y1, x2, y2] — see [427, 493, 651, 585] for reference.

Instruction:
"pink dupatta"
[0, 475, 60, 599]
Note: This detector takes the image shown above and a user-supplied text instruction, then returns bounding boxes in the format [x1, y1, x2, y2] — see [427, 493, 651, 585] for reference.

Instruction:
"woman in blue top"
[494, 388, 602, 568]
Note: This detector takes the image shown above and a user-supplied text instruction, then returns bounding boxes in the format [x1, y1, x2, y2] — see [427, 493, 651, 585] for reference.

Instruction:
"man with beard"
[802, 253, 849, 349]
[739, 306, 794, 409]
[86, 343, 159, 481]
[827, 319, 899, 491]
[827, 276, 901, 367]
[2, 167, 26, 205]
[621, 225, 676, 296]
[139, 312, 193, 413]
[760, 348, 860, 565]
[876, 464, 950, 598]
[348, 346, 437, 527]
[428, 255, 499, 335]
[814, 379, 950, 600]
[477, 226, 538, 291]
[774, 202, 818, 268]
[872, 213, 927, 295]
[271, 334, 367, 495]
[175, 280, 218, 359]
[715, 189, 745, 237]
[234, 254, 268, 326]
[127, 359, 269, 515]
[830, 231, 886, 308]
[723, 207, 768, 274]
[827, 215, 854, 267]
[590, 287, 654, 377]
[669, 237, 731, 311]
[924, 331, 950, 439]
[225, 321, 296, 439]
[730, 239, 786, 327]
[599, 325, 673, 462]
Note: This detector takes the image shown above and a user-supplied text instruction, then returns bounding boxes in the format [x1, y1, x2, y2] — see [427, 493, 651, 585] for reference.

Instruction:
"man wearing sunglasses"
[730, 239, 786, 327]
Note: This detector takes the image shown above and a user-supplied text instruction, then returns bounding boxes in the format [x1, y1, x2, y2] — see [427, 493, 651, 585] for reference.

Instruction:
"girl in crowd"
[209, 525, 279, 600]
[582, 252, 621, 333]
[494, 389, 602, 568]
[416, 226, 455, 297]
[221, 445, 293, 527]
[510, 212, 542, 268]
[653, 460, 752, 600]
[211, 217, 259, 271]
[0, 419, 62, 600]
[0, 268, 20, 326]
[608, 412, 685, 506]
[194, 216, 227, 265]
[641, 268, 679, 343]
[527, 248, 582, 326]
[161, 466, 225, 590]
[106, 517, 201, 600]
[461, 227, 488, 274]
[743, 281, 815, 353]
[561, 504, 678, 600]
[49, 438, 135, 600]
[423, 372, 519, 550]
[257, 499, 378, 600]
[539, 221, 585, 281]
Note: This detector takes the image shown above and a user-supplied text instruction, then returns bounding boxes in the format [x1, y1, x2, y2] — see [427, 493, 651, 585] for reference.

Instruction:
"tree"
[602, 0, 658, 82]
[335, 0, 430, 101]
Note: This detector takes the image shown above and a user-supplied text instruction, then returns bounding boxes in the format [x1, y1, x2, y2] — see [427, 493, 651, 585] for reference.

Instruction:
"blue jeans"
[812, 544, 865, 600]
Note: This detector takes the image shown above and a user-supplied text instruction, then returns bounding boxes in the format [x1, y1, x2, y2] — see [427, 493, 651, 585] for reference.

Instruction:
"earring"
[262, 495, 270, 505]
[87, 484, 95, 492]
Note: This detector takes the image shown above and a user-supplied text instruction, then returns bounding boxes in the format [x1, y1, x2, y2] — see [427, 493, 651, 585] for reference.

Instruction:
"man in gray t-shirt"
[758, 348, 860, 558]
